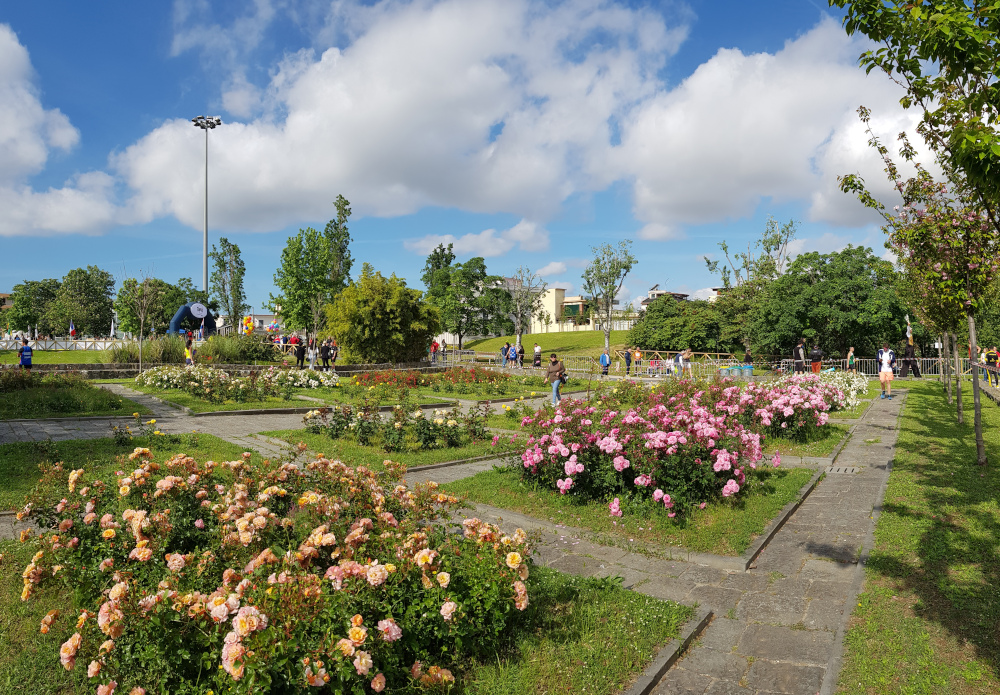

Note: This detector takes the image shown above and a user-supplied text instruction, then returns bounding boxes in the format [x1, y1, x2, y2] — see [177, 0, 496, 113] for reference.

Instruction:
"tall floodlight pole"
[191, 116, 222, 292]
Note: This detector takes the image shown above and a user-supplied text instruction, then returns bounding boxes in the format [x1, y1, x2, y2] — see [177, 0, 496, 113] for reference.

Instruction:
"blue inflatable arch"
[167, 302, 217, 336]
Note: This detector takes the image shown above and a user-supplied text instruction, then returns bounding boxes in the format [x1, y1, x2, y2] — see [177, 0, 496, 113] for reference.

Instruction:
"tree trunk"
[939, 334, 945, 384]
[457, 334, 463, 350]
[968, 314, 988, 465]
[604, 325, 611, 352]
[952, 332, 963, 424]
[139, 318, 144, 375]
[944, 333, 953, 404]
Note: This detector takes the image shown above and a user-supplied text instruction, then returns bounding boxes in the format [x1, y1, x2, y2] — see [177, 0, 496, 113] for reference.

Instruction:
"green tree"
[324, 195, 354, 294]
[44, 266, 115, 337]
[705, 217, 797, 352]
[752, 245, 908, 358]
[209, 238, 248, 324]
[438, 257, 511, 348]
[627, 296, 722, 352]
[7, 279, 60, 335]
[115, 274, 163, 370]
[325, 263, 440, 363]
[582, 241, 637, 351]
[832, 0, 1000, 464]
[271, 227, 335, 336]
[421, 243, 456, 306]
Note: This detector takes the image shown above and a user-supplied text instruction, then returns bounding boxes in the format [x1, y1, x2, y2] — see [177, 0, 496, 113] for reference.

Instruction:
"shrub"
[199, 335, 280, 364]
[17, 449, 532, 694]
[103, 337, 187, 365]
[135, 365, 338, 404]
[516, 394, 766, 516]
[301, 406, 481, 453]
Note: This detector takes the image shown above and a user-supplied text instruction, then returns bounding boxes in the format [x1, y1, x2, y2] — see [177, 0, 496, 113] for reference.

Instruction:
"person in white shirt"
[876, 343, 896, 399]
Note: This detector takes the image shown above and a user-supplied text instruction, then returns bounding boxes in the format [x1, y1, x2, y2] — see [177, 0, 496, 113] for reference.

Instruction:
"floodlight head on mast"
[192, 115, 222, 130]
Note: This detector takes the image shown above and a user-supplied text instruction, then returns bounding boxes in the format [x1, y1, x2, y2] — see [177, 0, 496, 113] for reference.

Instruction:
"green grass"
[262, 429, 503, 469]
[764, 423, 851, 459]
[465, 330, 632, 358]
[0, 350, 107, 365]
[831, 399, 873, 420]
[443, 465, 815, 555]
[0, 433, 262, 511]
[461, 567, 692, 694]
[0, 381, 151, 420]
[837, 380, 1000, 694]
[0, 538, 78, 693]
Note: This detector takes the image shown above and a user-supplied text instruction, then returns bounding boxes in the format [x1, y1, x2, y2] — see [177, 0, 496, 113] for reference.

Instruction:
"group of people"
[622, 347, 693, 377]
[499, 342, 527, 368]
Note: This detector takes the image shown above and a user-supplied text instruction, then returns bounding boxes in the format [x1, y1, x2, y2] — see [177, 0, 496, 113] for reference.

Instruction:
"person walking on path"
[987, 346, 999, 386]
[624, 347, 632, 376]
[809, 343, 824, 374]
[17, 338, 33, 372]
[599, 349, 611, 377]
[430, 340, 439, 364]
[517, 342, 525, 368]
[533, 343, 542, 367]
[793, 338, 806, 374]
[320, 340, 331, 372]
[846, 346, 856, 372]
[501, 342, 510, 368]
[330, 340, 339, 372]
[307, 339, 318, 370]
[633, 348, 642, 372]
[185, 339, 195, 366]
[507, 343, 518, 369]
[877, 342, 896, 399]
[546, 353, 566, 406]
[295, 339, 306, 370]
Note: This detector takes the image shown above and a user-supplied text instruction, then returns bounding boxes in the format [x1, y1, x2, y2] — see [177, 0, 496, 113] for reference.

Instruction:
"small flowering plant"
[18, 448, 532, 693]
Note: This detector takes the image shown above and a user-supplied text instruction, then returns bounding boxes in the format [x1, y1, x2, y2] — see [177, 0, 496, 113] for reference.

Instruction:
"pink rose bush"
[518, 374, 850, 516]
[19, 448, 532, 693]
[519, 389, 764, 515]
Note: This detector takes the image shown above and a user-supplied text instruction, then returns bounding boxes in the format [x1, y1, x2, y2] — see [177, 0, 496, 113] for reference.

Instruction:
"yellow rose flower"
[102, 529, 116, 539]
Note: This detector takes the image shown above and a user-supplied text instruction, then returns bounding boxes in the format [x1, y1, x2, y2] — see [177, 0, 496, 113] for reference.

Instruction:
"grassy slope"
[764, 423, 851, 459]
[465, 330, 632, 358]
[0, 433, 262, 510]
[837, 381, 1000, 694]
[444, 465, 815, 555]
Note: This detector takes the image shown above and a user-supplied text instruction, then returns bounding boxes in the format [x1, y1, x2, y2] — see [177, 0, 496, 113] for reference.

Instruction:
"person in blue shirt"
[599, 349, 611, 377]
[18, 338, 33, 372]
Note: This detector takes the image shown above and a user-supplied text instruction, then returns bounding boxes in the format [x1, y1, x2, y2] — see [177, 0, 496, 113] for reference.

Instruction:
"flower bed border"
[621, 606, 713, 695]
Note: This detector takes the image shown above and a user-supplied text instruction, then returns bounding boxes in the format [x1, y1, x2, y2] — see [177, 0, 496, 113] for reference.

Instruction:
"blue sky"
[0, 0, 915, 312]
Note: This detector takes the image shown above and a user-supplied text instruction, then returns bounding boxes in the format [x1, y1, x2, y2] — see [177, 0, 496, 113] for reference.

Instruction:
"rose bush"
[515, 391, 766, 516]
[136, 365, 338, 404]
[18, 448, 531, 694]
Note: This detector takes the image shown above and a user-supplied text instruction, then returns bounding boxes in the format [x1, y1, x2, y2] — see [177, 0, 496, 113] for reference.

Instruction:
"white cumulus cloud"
[403, 219, 548, 258]
[537, 261, 567, 276]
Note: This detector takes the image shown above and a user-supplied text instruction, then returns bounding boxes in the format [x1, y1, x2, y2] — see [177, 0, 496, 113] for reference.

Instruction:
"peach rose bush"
[17, 447, 532, 693]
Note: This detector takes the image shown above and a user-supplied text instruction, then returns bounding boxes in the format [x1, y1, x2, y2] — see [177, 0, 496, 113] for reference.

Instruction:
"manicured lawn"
[764, 423, 851, 459]
[837, 381, 1000, 694]
[0, 543, 690, 695]
[465, 331, 632, 358]
[0, 433, 262, 511]
[262, 429, 504, 469]
[0, 379, 150, 420]
[444, 465, 815, 555]
[0, 350, 106, 365]
[461, 567, 692, 694]
[830, 399, 873, 420]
